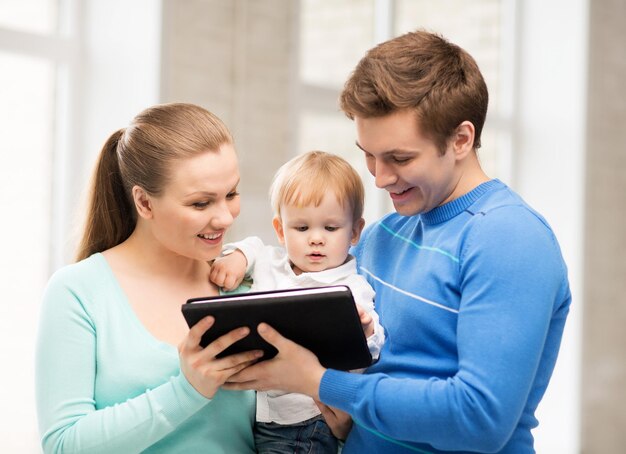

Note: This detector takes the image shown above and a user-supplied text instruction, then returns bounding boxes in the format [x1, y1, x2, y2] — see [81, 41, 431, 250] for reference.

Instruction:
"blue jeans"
[254, 415, 339, 454]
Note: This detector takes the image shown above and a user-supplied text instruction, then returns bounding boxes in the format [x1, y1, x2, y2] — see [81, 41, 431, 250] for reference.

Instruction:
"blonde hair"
[76, 103, 233, 261]
[269, 151, 364, 223]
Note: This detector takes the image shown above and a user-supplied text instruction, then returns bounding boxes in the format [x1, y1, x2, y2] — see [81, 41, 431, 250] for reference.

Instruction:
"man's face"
[355, 109, 461, 216]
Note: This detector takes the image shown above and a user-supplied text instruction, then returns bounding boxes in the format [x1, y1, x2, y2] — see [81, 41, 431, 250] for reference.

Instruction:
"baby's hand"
[356, 305, 374, 338]
[209, 250, 248, 291]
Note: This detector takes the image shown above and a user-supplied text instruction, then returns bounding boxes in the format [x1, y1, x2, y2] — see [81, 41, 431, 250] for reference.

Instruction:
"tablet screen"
[182, 285, 372, 370]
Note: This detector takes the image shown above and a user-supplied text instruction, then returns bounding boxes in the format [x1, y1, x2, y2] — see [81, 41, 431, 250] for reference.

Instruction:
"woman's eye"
[192, 201, 210, 209]
[226, 191, 240, 200]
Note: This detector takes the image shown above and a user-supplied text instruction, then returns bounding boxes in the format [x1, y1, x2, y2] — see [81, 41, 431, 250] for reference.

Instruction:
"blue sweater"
[319, 180, 571, 453]
[36, 253, 256, 453]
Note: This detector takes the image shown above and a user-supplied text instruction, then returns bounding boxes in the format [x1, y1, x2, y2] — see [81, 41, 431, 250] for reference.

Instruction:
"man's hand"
[315, 400, 353, 441]
[223, 323, 327, 399]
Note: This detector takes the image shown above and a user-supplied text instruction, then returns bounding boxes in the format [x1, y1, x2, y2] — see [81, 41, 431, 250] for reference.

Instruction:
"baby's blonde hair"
[270, 151, 364, 223]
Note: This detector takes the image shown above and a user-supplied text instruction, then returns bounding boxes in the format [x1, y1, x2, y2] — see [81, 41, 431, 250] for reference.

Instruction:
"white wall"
[514, 0, 588, 452]
[1, 1, 162, 452]
[60, 0, 162, 265]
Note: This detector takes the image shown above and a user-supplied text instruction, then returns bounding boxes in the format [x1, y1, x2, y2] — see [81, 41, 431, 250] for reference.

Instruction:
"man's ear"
[451, 121, 476, 160]
[132, 185, 153, 219]
[272, 216, 286, 245]
[350, 218, 366, 246]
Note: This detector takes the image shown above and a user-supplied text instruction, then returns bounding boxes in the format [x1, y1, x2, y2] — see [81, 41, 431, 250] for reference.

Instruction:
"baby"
[210, 150, 384, 454]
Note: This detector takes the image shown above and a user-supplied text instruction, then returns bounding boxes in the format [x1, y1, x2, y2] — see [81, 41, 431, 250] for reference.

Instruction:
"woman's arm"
[36, 274, 260, 453]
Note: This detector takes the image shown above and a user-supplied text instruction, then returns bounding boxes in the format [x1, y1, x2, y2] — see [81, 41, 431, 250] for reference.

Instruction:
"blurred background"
[1, 0, 624, 452]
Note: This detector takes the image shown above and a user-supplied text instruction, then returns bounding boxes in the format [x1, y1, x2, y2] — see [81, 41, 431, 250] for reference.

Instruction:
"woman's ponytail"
[75, 129, 135, 261]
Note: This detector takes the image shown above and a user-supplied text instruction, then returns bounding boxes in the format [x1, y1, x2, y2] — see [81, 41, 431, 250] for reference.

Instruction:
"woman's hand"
[223, 323, 326, 399]
[315, 400, 353, 441]
[178, 316, 263, 398]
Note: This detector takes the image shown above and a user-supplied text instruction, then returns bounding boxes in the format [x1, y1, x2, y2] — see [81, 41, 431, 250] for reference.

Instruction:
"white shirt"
[226, 236, 385, 425]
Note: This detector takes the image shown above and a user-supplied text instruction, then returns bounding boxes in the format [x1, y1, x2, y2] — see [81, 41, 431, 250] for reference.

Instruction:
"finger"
[182, 316, 214, 351]
[201, 326, 251, 359]
[222, 380, 257, 391]
[210, 268, 226, 287]
[208, 264, 220, 280]
[256, 323, 289, 350]
[213, 349, 264, 372]
[358, 307, 372, 323]
[224, 274, 238, 291]
[225, 359, 267, 383]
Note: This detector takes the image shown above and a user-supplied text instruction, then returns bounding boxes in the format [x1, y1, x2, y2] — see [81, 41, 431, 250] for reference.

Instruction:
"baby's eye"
[325, 226, 338, 232]
[295, 226, 308, 232]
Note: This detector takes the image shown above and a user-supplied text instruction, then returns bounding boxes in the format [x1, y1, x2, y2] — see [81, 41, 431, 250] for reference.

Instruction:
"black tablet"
[181, 285, 372, 370]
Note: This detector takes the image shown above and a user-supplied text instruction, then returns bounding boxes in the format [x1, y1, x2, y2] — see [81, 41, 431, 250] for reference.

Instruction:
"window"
[0, 1, 76, 450]
[297, 0, 516, 223]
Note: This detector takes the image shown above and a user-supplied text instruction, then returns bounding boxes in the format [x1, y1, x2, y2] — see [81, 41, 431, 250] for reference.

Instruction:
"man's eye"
[392, 156, 411, 164]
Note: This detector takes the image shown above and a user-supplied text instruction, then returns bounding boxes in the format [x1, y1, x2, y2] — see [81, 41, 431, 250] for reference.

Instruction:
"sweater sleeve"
[35, 271, 210, 454]
[321, 207, 569, 452]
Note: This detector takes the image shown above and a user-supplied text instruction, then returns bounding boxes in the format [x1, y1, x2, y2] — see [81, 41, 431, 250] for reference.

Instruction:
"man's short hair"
[340, 30, 489, 154]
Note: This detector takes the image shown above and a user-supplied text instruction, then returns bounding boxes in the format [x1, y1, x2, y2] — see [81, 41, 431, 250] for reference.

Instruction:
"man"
[226, 30, 571, 454]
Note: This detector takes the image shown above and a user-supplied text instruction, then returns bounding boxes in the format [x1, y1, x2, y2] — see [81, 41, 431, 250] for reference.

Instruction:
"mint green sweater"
[35, 253, 255, 453]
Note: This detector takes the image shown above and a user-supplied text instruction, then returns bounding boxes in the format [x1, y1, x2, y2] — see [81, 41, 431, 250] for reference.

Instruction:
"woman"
[35, 103, 261, 453]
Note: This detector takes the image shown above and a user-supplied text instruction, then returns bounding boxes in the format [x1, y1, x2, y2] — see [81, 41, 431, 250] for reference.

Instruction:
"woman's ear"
[132, 185, 153, 219]
[452, 121, 476, 160]
[272, 216, 286, 245]
[350, 218, 366, 246]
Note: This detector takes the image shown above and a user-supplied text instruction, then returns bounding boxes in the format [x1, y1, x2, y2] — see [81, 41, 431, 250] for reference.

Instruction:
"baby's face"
[274, 193, 360, 275]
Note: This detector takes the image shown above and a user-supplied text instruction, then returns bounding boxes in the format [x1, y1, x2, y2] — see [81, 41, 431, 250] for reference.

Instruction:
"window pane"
[0, 0, 58, 34]
[395, 0, 502, 111]
[300, 0, 375, 89]
[395, 0, 507, 178]
[299, 108, 393, 223]
[0, 51, 54, 451]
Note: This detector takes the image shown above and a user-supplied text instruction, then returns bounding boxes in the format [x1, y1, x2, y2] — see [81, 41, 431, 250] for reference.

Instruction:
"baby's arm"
[210, 250, 248, 291]
[210, 236, 266, 291]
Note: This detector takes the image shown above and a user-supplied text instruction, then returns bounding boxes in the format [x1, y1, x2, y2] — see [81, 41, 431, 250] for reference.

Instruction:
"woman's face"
[145, 143, 241, 262]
